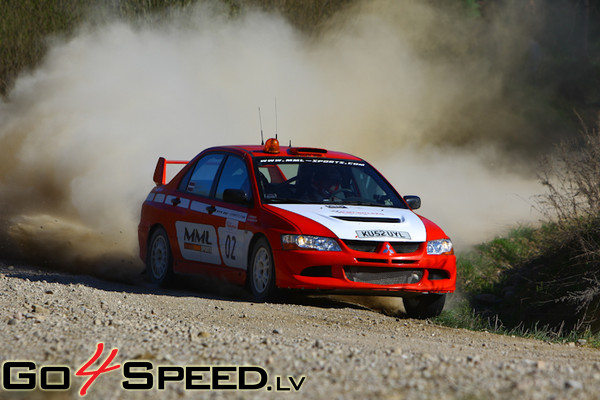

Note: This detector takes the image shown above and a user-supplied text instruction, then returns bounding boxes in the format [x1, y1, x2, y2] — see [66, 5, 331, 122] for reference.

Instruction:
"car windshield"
[254, 157, 407, 208]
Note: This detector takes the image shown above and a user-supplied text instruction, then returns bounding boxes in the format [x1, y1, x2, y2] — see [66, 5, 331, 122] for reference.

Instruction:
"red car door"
[173, 152, 254, 274]
[172, 152, 225, 271]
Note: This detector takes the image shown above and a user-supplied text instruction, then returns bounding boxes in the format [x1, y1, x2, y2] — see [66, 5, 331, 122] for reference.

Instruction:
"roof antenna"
[258, 107, 264, 145]
[274, 97, 278, 140]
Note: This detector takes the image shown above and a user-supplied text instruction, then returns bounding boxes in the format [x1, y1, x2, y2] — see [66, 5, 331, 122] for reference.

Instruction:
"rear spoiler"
[153, 157, 189, 186]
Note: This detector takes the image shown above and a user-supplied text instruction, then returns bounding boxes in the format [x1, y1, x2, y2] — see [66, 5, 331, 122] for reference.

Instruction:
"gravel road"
[0, 262, 599, 400]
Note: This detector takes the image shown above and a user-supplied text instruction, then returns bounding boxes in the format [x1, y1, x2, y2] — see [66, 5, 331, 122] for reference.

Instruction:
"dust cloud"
[0, 1, 552, 283]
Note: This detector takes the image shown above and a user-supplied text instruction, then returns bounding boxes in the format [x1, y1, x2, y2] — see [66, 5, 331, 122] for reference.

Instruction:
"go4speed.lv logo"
[2, 343, 306, 396]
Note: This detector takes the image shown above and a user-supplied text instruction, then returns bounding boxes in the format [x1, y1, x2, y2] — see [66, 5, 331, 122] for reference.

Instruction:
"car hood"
[269, 204, 427, 242]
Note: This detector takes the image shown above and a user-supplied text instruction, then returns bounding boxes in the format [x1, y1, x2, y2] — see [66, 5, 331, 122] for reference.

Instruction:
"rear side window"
[181, 153, 225, 197]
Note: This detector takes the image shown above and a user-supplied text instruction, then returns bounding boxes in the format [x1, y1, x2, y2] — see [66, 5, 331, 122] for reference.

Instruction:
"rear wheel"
[147, 227, 173, 286]
[248, 237, 276, 302]
[403, 294, 446, 319]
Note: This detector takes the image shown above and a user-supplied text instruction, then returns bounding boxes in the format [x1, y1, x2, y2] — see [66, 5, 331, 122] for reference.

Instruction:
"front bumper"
[272, 242, 456, 294]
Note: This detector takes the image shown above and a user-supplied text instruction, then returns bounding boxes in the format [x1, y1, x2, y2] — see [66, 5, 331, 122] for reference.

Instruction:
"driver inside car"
[305, 168, 344, 202]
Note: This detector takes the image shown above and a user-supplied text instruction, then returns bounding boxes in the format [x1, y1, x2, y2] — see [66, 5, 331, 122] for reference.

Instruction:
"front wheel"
[147, 227, 173, 286]
[248, 237, 276, 302]
[403, 294, 446, 319]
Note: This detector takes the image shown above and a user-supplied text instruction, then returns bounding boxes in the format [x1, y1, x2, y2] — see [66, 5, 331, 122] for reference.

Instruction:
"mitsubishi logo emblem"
[382, 242, 395, 256]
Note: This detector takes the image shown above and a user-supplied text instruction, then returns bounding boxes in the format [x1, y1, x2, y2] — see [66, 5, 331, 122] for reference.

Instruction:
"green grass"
[457, 226, 541, 295]
[434, 222, 600, 345]
[436, 301, 600, 346]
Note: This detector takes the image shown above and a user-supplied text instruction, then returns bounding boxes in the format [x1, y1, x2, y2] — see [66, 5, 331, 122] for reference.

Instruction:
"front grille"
[343, 240, 378, 252]
[391, 242, 421, 253]
[344, 267, 423, 285]
[355, 258, 417, 265]
[343, 240, 422, 254]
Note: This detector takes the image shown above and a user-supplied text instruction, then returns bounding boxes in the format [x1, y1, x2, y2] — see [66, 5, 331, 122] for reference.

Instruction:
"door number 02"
[224, 235, 237, 260]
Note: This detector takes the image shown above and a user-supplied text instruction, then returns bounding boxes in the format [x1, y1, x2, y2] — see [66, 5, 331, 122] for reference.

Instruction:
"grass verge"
[435, 222, 600, 346]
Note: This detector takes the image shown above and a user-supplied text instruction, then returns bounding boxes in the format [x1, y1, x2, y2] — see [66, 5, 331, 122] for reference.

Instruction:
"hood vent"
[333, 216, 401, 223]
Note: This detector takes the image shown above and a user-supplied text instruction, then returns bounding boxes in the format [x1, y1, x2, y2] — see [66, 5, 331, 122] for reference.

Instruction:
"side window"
[182, 153, 225, 197]
[351, 166, 401, 207]
[215, 156, 252, 201]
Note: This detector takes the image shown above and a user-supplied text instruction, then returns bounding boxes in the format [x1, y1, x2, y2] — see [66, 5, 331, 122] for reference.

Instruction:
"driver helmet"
[314, 168, 342, 198]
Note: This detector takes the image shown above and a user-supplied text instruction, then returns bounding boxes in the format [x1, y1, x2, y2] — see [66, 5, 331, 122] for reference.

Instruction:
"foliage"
[529, 122, 600, 333]
[0, 0, 87, 96]
[0, 0, 357, 97]
[537, 115, 600, 223]
[438, 123, 600, 340]
[458, 226, 541, 295]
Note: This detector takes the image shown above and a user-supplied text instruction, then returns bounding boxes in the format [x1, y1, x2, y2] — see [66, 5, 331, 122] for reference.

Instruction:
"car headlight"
[281, 235, 341, 251]
[427, 239, 454, 255]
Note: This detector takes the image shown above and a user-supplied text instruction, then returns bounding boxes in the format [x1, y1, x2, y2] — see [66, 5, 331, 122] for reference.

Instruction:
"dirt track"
[0, 262, 599, 400]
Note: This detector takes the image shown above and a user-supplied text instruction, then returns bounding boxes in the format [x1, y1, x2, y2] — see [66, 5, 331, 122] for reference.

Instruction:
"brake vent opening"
[428, 269, 450, 280]
[300, 266, 332, 277]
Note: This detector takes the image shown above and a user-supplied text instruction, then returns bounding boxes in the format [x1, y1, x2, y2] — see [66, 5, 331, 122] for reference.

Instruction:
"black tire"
[147, 227, 173, 286]
[403, 294, 446, 319]
[248, 237, 276, 302]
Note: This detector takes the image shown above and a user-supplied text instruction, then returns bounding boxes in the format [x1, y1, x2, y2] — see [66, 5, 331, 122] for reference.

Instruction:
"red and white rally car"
[138, 138, 456, 318]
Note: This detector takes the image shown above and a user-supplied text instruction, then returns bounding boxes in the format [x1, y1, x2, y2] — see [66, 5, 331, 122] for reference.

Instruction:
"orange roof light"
[263, 138, 280, 154]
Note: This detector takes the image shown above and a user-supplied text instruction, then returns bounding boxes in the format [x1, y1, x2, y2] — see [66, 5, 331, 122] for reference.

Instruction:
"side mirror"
[223, 189, 251, 205]
[403, 195, 421, 210]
